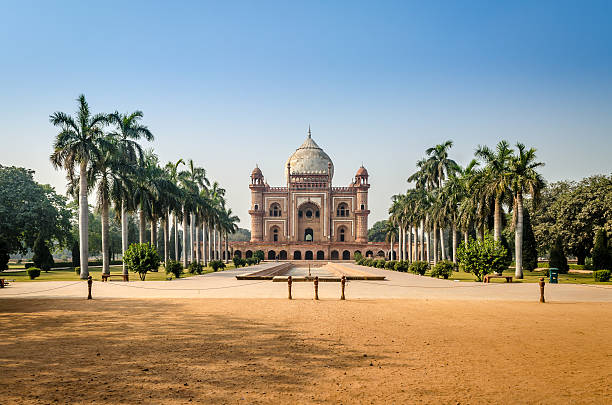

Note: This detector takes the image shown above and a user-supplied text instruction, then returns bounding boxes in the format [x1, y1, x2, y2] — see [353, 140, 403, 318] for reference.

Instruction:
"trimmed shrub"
[549, 238, 569, 274]
[233, 256, 243, 268]
[210, 260, 226, 272]
[385, 260, 397, 270]
[394, 261, 409, 272]
[409, 261, 429, 276]
[593, 270, 611, 282]
[188, 261, 203, 275]
[354, 252, 364, 263]
[431, 260, 454, 279]
[124, 243, 161, 281]
[165, 260, 183, 278]
[456, 237, 511, 281]
[253, 250, 265, 262]
[364, 258, 374, 267]
[592, 230, 612, 271]
[375, 259, 386, 268]
[74, 267, 80, 275]
[32, 235, 54, 272]
[27, 267, 41, 279]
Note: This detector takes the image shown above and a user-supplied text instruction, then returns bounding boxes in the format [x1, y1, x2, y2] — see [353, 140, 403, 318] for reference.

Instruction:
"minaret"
[249, 165, 265, 242]
[354, 166, 370, 243]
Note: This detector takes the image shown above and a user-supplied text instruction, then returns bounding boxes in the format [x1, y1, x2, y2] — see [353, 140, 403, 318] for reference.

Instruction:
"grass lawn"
[1, 263, 236, 282]
[443, 268, 612, 285]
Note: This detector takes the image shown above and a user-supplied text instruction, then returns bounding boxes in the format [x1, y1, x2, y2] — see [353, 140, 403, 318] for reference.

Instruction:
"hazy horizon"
[1, 1, 611, 228]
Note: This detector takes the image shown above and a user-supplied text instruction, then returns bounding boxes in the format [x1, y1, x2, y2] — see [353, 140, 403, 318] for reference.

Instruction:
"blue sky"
[1, 0, 611, 226]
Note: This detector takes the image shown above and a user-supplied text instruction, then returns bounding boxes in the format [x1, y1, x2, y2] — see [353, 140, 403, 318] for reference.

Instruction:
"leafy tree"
[0, 165, 72, 271]
[549, 238, 569, 274]
[32, 235, 54, 272]
[368, 220, 388, 242]
[531, 176, 612, 264]
[592, 230, 611, 270]
[431, 260, 454, 279]
[123, 243, 161, 281]
[165, 260, 183, 278]
[228, 228, 251, 242]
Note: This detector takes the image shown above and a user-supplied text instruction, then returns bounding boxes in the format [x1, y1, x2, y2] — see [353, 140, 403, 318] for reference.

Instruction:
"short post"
[539, 277, 545, 303]
[340, 275, 346, 300]
[287, 276, 292, 300]
[314, 276, 319, 300]
[87, 276, 93, 300]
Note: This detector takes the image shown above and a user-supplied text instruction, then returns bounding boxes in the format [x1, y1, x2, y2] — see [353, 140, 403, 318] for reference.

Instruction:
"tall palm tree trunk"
[139, 208, 146, 244]
[425, 229, 430, 264]
[203, 223, 208, 266]
[182, 207, 188, 267]
[189, 213, 194, 264]
[213, 229, 217, 260]
[150, 218, 156, 248]
[493, 197, 502, 241]
[439, 227, 446, 261]
[121, 200, 128, 276]
[515, 193, 524, 279]
[407, 226, 412, 263]
[225, 233, 229, 264]
[208, 228, 212, 262]
[195, 218, 200, 264]
[464, 231, 468, 246]
[101, 200, 110, 275]
[163, 216, 169, 263]
[433, 224, 438, 265]
[452, 223, 457, 263]
[173, 214, 179, 261]
[78, 161, 89, 279]
[398, 226, 402, 261]
[420, 219, 425, 262]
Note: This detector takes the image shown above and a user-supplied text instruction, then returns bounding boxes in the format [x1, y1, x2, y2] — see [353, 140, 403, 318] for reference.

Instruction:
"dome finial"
[308, 125, 311, 138]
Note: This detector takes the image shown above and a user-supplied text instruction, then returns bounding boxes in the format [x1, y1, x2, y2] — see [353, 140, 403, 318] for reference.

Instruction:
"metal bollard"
[87, 276, 93, 300]
[539, 277, 545, 303]
[314, 276, 319, 300]
[341, 275, 346, 300]
[288, 276, 292, 300]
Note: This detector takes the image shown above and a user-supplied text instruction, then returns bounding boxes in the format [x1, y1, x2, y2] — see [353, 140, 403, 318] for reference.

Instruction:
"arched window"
[254, 204, 258, 211]
[269, 203, 281, 217]
[361, 204, 365, 210]
[273, 228, 279, 242]
[306, 210, 313, 218]
[339, 227, 346, 242]
[337, 203, 349, 217]
[304, 228, 313, 242]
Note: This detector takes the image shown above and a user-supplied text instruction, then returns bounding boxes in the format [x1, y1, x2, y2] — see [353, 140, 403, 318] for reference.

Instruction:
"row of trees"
[50, 95, 239, 279]
[389, 140, 544, 278]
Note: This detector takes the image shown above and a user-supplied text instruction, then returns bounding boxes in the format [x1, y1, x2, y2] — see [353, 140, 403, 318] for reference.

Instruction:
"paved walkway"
[1, 263, 611, 302]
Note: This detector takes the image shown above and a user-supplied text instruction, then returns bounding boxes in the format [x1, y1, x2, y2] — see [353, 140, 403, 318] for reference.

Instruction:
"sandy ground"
[3, 264, 611, 302]
[1, 298, 610, 404]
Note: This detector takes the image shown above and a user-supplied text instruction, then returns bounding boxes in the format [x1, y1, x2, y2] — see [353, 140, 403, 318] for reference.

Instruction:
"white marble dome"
[285, 130, 334, 181]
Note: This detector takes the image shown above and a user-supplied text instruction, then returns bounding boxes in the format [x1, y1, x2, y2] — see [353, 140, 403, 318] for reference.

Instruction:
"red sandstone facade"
[229, 130, 392, 261]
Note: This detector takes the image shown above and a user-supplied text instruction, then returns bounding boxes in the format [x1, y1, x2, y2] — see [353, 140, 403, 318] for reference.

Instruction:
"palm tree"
[475, 140, 514, 242]
[164, 160, 185, 262]
[89, 137, 132, 275]
[50, 95, 109, 279]
[220, 207, 240, 263]
[107, 110, 154, 273]
[509, 143, 545, 279]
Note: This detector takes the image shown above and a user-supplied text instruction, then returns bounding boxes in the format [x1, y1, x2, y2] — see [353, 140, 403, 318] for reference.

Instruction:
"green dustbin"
[549, 268, 559, 284]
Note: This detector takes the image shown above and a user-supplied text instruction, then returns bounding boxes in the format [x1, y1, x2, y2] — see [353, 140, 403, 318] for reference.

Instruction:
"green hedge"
[25, 260, 122, 269]
[27, 268, 41, 279]
[593, 270, 611, 282]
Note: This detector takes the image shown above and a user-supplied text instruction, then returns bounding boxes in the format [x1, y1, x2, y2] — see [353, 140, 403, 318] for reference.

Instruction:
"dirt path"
[1, 299, 610, 404]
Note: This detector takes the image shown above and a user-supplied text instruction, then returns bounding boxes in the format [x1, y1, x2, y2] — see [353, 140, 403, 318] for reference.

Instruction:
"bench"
[1, 278, 9, 288]
[101, 273, 129, 282]
[483, 274, 513, 283]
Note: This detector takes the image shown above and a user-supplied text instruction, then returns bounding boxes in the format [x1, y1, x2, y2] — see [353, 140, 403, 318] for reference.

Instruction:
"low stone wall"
[235, 262, 293, 280]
